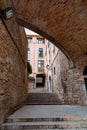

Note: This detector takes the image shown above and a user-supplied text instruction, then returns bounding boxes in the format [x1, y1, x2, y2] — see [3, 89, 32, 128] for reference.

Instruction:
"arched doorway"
[49, 76, 52, 92]
[83, 66, 87, 91]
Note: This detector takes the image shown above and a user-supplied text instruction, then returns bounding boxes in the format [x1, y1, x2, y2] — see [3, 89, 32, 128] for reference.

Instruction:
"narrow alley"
[1, 88, 87, 130]
[0, 0, 87, 130]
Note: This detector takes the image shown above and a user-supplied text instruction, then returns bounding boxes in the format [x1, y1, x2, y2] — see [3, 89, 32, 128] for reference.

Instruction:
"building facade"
[27, 31, 60, 92]
[45, 41, 59, 92]
[27, 34, 47, 88]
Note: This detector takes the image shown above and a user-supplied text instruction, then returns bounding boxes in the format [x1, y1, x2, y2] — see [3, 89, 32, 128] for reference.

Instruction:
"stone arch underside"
[14, 0, 87, 105]
[13, 0, 87, 66]
[17, 18, 74, 67]
[1, 0, 87, 124]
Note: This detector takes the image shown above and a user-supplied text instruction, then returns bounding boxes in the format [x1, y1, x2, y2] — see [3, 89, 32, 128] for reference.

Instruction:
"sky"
[24, 28, 38, 35]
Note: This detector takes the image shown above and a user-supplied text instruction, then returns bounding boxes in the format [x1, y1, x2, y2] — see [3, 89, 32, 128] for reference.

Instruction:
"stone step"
[26, 93, 63, 105]
[6, 117, 87, 123]
[25, 101, 63, 105]
[27, 93, 60, 98]
[7, 129, 87, 130]
[1, 128, 87, 130]
[4, 129, 87, 130]
[1, 105, 87, 129]
[1, 121, 87, 129]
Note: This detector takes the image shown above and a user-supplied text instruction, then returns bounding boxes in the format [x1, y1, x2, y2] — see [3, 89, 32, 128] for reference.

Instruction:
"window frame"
[27, 37, 32, 43]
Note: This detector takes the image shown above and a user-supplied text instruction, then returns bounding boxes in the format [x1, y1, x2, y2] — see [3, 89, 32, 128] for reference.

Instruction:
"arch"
[49, 76, 52, 92]
[83, 66, 87, 91]
[17, 18, 75, 68]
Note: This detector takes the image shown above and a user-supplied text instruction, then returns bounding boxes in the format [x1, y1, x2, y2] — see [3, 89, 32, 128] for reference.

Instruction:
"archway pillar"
[64, 55, 87, 105]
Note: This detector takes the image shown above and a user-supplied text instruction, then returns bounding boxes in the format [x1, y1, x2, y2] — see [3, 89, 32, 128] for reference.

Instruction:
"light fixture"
[46, 64, 49, 69]
[1, 7, 14, 20]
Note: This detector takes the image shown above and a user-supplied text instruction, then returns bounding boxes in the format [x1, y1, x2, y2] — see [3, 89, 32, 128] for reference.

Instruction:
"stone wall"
[52, 50, 87, 105]
[52, 50, 64, 103]
[0, 1, 28, 123]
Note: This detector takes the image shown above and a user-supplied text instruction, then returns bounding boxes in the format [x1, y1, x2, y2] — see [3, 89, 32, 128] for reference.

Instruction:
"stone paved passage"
[1, 105, 87, 130]
[7, 105, 87, 119]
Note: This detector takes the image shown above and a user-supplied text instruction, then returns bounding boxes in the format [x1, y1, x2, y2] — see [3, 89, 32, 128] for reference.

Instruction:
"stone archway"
[17, 18, 74, 68]
[14, 0, 87, 60]
[0, 0, 87, 124]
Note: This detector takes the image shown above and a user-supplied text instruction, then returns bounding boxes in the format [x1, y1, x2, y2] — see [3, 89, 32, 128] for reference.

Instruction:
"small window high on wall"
[37, 38, 44, 43]
[28, 37, 32, 43]
[28, 48, 30, 54]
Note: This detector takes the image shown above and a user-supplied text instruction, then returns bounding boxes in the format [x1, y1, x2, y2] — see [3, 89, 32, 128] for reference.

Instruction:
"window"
[37, 38, 44, 43]
[38, 60, 44, 68]
[53, 45, 55, 53]
[28, 48, 30, 54]
[54, 67, 56, 75]
[38, 48, 44, 57]
[37, 60, 44, 72]
[45, 45, 47, 56]
[27, 38, 32, 43]
[48, 41, 50, 47]
[49, 51, 50, 63]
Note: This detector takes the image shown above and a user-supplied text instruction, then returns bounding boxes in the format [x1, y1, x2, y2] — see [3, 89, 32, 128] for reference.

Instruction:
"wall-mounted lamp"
[46, 64, 49, 69]
[1, 7, 14, 20]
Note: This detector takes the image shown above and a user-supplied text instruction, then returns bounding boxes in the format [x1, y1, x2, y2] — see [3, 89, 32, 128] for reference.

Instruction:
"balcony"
[38, 68, 44, 73]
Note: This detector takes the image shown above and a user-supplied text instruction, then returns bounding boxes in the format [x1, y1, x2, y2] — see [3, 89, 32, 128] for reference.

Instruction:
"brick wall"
[0, 3, 28, 123]
[14, 0, 87, 60]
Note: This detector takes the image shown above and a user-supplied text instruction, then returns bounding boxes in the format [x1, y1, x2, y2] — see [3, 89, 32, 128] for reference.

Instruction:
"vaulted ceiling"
[13, 0, 87, 62]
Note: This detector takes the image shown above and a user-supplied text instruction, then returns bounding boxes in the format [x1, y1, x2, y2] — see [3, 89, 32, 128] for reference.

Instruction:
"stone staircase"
[25, 92, 63, 105]
[1, 90, 87, 130]
[1, 116, 87, 130]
